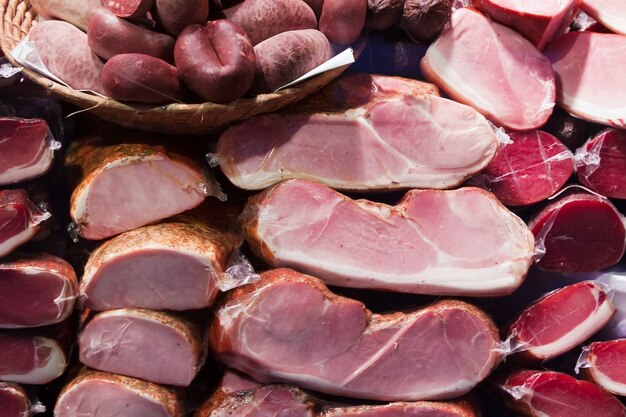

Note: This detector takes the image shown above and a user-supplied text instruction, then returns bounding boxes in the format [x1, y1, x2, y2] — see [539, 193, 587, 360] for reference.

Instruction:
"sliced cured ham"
[0, 189, 50, 258]
[0, 118, 56, 186]
[420, 7, 555, 131]
[243, 180, 534, 296]
[497, 369, 626, 417]
[529, 192, 626, 272]
[54, 369, 184, 417]
[544, 32, 626, 128]
[578, 339, 626, 396]
[477, 130, 574, 206]
[506, 281, 615, 362]
[78, 308, 205, 387]
[473, 0, 580, 49]
[581, 0, 626, 35]
[576, 129, 626, 199]
[210, 268, 503, 401]
[0, 253, 77, 328]
[0, 382, 33, 417]
[65, 129, 218, 240]
[216, 80, 498, 191]
[197, 371, 479, 417]
[80, 220, 242, 311]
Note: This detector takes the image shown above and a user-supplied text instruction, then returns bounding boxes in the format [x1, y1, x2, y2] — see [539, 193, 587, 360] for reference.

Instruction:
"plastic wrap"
[575, 129, 626, 199]
[217, 250, 260, 292]
[575, 339, 626, 396]
[0, 189, 51, 258]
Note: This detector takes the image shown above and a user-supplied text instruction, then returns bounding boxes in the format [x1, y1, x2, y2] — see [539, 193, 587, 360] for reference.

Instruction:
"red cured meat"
[0, 254, 77, 328]
[498, 369, 626, 417]
[579, 339, 626, 396]
[420, 8, 555, 131]
[576, 129, 626, 199]
[243, 180, 534, 296]
[0, 118, 55, 185]
[581, 0, 626, 35]
[479, 130, 574, 206]
[529, 192, 626, 272]
[0, 382, 32, 417]
[473, 0, 580, 49]
[210, 268, 502, 401]
[506, 281, 615, 362]
[544, 32, 626, 128]
[0, 189, 49, 258]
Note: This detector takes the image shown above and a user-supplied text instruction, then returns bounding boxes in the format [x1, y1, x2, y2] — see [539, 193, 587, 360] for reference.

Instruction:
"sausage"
[319, 0, 367, 44]
[102, 0, 153, 18]
[154, 0, 210, 35]
[88, 9, 176, 62]
[30, 0, 102, 31]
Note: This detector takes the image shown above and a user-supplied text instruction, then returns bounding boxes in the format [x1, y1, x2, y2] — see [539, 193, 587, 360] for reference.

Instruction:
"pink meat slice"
[581, 0, 626, 34]
[529, 192, 626, 272]
[0, 382, 32, 417]
[420, 7, 555, 131]
[473, 0, 580, 49]
[0, 118, 55, 185]
[544, 32, 626, 128]
[576, 129, 626, 199]
[0, 189, 49, 258]
[478, 130, 574, 206]
[579, 339, 626, 395]
[506, 281, 615, 361]
[243, 179, 534, 296]
[78, 308, 205, 387]
[80, 220, 242, 311]
[217, 94, 499, 192]
[54, 369, 184, 417]
[210, 268, 503, 401]
[498, 369, 626, 417]
[0, 254, 77, 328]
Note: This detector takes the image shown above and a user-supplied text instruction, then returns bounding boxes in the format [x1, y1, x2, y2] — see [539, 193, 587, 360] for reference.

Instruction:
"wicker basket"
[0, 0, 350, 134]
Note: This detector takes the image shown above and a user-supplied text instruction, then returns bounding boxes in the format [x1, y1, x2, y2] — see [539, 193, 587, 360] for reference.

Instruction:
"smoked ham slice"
[0, 118, 56, 186]
[0, 189, 49, 258]
[578, 339, 626, 396]
[420, 7, 555, 131]
[80, 220, 242, 311]
[0, 382, 34, 417]
[544, 32, 626, 128]
[581, 0, 626, 35]
[0, 254, 77, 328]
[54, 369, 184, 417]
[210, 268, 503, 401]
[506, 281, 615, 362]
[243, 180, 534, 296]
[576, 129, 626, 199]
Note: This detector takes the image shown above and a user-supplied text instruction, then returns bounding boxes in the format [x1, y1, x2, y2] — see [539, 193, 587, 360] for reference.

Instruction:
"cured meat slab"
[544, 32, 626, 128]
[78, 308, 205, 387]
[54, 369, 184, 417]
[497, 369, 626, 417]
[420, 7, 555, 131]
[80, 220, 242, 311]
[243, 180, 534, 296]
[0, 118, 55, 186]
[0, 382, 33, 417]
[217, 90, 499, 192]
[578, 339, 626, 396]
[0, 189, 49, 258]
[576, 129, 626, 199]
[210, 268, 502, 401]
[581, 0, 626, 35]
[0, 253, 77, 328]
[506, 281, 615, 362]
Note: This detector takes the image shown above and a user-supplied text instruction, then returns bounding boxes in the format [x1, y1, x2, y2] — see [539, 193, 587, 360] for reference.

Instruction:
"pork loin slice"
[65, 131, 216, 240]
[477, 130, 574, 206]
[0, 189, 50, 258]
[54, 368, 184, 417]
[497, 369, 626, 417]
[0, 325, 69, 384]
[0, 253, 77, 328]
[196, 371, 479, 417]
[78, 308, 205, 387]
[0, 118, 55, 186]
[506, 281, 615, 362]
[0, 382, 33, 417]
[420, 8, 555, 131]
[210, 268, 502, 401]
[473, 0, 580, 49]
[544, 32, 626, 128]
[579, 339, 626, 396]
[529, 192, 626, 272]
[576, 129, 626, 199]
[581, 0, 626, 35]
[216, 94, 498, 192]
[243, 180, 534, 296]
[80, 220, 242, 311]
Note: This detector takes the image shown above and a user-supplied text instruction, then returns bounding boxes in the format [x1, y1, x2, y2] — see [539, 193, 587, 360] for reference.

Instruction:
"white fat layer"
[1, 338, 66, 384]
[0, 145, 54, 185]
[0, 224, 37, 257]
[588, 367, 626, 396]
[582, 0, 626, 35]
[561, 99, 626, 128]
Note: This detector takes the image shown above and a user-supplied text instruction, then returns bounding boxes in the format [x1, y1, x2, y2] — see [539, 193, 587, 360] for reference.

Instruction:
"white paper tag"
[275, 48, 355, 92]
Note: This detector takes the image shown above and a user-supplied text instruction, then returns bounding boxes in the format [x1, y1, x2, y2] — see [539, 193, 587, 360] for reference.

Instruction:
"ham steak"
[0, 189, 49, 258]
